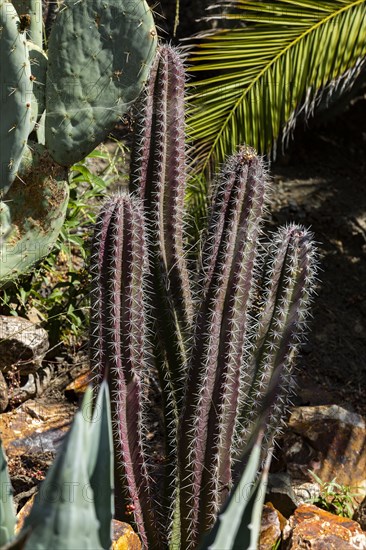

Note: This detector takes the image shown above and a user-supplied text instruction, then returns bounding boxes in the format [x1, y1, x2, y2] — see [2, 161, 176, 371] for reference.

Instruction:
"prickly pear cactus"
[0, 1, 32, 195]
[45, 0, 158, 165]
[0, 0, 158, 284]
[0, 144, 68, 283]
[11, 0, 43, 47]
[28, 41, 47, 129]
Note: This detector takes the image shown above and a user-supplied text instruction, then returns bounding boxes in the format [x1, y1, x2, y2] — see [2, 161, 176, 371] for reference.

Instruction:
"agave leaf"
[187, 0, 366, 176]
[22, 387, 103, 550]
[200, 429, 272, 550]
[87, 381, 114, 550]
[0, 440, 17, 547]
[0, 530, 30, 550]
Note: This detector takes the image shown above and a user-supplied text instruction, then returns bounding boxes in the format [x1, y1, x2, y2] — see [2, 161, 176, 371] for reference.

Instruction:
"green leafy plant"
[186, 0, 366, 178]
[307, 470, 362, 519]
[90, 44, 318, 549]
[0, 381, 114, 550]
[0, 143, 127, 346]
[0, 0, 157, 284]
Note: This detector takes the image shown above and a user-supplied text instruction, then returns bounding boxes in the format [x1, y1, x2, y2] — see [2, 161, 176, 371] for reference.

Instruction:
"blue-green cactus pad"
[0, 1, 33, 195]
[28, 41, 47, 126]
[45, 0, 158, 166]
[0, 145, 69, 285]
[12, 0, 43, 48]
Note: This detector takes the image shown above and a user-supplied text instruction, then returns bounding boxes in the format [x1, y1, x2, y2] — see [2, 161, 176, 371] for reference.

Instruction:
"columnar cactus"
[90, 194, 160, 548]
[0, 0, 157, 284]
[90, 45, 318, 549]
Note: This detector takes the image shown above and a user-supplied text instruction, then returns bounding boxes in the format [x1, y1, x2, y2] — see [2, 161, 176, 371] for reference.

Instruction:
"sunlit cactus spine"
[90, 44, 318, 549]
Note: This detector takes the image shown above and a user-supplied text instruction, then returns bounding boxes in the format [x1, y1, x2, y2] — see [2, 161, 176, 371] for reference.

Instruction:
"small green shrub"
[307, 470, 362, 518]
[0, 143, 128, 348]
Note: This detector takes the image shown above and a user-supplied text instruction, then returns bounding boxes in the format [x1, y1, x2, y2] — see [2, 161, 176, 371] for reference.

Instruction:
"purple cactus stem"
[90, 44, 319, 550]
[89, 193, 162, 548]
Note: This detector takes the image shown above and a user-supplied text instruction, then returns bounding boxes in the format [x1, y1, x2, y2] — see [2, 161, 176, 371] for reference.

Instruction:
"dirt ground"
[268, 95, 366, 417]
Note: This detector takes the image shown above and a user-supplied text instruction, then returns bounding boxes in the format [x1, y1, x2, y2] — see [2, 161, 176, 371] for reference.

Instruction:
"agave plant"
[90, 45, 318, 549]
[0, 382, 114, 550]
[186, 0, 366, 177]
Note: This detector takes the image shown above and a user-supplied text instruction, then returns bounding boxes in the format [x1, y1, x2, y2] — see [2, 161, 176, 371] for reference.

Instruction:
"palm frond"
[186, 0, 366, 176]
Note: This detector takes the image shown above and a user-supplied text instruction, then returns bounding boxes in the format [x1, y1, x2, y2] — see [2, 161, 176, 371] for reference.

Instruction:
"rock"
[0, 315, 49, 374]
[64, 371, 90, 398]
[259, 503, 283, 549]
[292, 480, 321, 505]
[0, 398, 76, 458]
[354, 497, 366, 531]
[282, 503, 366, 549]
[8, 365, 54, 407]
[0, 369, 8, 412]
[266, 472, 299, 517]
[274, 405, 366, 511]
[288, 406, 366, 502]
[112, 520, 141, 549]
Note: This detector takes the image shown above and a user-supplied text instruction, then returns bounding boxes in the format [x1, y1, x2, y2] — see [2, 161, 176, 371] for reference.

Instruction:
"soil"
[268, 94, 366, 417]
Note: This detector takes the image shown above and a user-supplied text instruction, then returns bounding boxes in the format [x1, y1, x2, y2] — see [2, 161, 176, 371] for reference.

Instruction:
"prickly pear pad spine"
[179, 147, 267, 547]
[234, 224, 318, 464]
[0, 1, 32, 195]
[89, 194, 162, 549]
[45, 0, 157, 166]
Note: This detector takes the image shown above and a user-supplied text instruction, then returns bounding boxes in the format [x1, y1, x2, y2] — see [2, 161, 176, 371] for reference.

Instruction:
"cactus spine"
[90, 45, 318, 549]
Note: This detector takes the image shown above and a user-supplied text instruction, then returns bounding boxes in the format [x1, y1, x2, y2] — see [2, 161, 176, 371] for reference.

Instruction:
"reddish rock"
[259, 503, 282, 549]
[283, 405, 366, 504]
[283, 503, 366, 549]
[65, 371, 90, 396]
[112, 520, 141, 549]
[0, 399, 76, 457]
